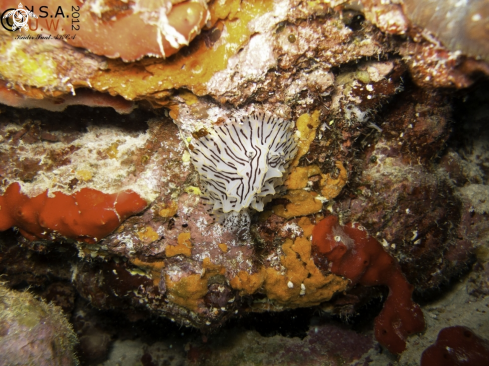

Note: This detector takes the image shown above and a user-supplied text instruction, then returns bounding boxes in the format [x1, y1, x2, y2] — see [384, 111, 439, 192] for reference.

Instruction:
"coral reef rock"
[0, 0, 489, 363]
[0, 282, 78, 366]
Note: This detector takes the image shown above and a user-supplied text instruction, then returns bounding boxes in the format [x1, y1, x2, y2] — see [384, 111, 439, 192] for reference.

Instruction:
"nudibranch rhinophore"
[189, 112, 297, 214]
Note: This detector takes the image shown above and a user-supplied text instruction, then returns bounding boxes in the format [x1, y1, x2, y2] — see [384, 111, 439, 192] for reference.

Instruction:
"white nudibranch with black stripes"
[188, 112, 297, 214]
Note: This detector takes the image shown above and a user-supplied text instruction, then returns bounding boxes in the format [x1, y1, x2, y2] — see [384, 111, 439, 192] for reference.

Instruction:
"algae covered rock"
[0, 283, 78, 366]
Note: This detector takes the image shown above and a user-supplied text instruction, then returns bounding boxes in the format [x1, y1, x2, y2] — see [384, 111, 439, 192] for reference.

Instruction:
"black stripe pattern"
[189, 112, 297, 214]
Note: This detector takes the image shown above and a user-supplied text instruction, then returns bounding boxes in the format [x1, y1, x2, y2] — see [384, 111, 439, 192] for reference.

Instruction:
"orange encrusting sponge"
[0, 183, 147, 243]
[312, 215, 425, 354]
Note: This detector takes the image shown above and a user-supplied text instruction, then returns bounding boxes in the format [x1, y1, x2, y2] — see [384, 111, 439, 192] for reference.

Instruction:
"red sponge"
[312, 215, 425, 354]
[421, 326, 489, 366]
[0, 183, 147, 243]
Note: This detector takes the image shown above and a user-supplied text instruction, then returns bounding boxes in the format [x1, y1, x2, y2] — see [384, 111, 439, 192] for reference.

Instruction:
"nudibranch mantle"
[189, 112, 297, 214]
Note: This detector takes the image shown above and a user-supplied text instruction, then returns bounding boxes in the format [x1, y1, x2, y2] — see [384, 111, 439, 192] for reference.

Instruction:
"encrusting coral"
[0, 81, 135, 114]
[9, 0, 211, 62]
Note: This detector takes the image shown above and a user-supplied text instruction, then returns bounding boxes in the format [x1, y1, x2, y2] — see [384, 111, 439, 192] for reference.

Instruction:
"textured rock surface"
[0, 0, 488, 364]
[0, 282, 78, 366]
[101, 320, 374, 366]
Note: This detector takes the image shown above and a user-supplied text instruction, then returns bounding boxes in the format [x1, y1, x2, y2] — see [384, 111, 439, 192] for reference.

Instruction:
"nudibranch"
[188, 112, 297, 214]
